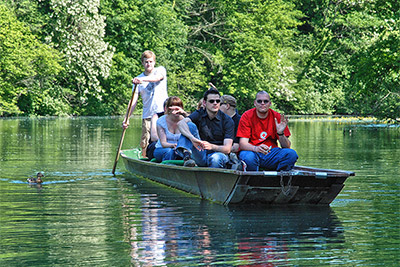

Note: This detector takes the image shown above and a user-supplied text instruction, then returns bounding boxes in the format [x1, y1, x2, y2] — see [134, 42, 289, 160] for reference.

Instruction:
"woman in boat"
[153, 96, 186, 162]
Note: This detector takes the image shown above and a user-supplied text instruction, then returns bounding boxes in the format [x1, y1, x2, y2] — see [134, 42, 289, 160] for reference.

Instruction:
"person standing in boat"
[237, 91, 298, 171]
[145, 100, 167, 160]
[123, 50, 168, 157]
[153, 96, 188, 162]
[176, 88, 235, 168]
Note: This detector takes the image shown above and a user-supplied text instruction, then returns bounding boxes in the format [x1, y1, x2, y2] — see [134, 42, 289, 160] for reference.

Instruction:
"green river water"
[0, 116, 398, 266]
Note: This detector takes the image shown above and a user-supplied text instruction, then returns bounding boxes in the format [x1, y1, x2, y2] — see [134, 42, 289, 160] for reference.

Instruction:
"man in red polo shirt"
[237, 91, 298, 171]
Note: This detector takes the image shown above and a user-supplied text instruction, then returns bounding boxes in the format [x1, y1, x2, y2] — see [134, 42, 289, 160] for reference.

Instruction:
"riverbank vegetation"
[1, 0, 399, 121]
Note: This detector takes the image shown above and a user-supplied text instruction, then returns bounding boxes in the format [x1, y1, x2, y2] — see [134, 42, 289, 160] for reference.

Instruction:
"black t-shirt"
[189, 109, 234, 145]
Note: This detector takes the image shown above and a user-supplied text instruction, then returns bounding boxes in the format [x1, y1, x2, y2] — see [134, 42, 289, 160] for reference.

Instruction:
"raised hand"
[274, 114, 288, 135]
[169, 106, 186, 116]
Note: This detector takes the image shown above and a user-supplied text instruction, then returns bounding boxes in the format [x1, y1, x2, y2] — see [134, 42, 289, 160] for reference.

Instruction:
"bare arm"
[231, 143, 240, 153]
[177, 117, 196, 141]
[177, 118, 207, 151]
[169, 106, 189, 117]
[150, 113, 159, 142]
[202, 138, 233, 154]
[239, 138, 271, 154]
[277, 135, 291, 148]
[129, 90, 139, 116]
[132, 72, 164, 84]
[275, 114, 291, 148]
[157, 125, 176, 148]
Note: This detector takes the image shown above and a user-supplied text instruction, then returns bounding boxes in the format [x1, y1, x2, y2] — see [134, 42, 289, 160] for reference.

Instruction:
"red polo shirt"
[237, 108, 290, 148]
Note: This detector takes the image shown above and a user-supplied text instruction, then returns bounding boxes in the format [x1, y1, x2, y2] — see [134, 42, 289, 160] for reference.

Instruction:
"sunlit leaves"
[48, 0, 114, 105]
[0, 3, 62, 116]
[1, 0, 398, 121]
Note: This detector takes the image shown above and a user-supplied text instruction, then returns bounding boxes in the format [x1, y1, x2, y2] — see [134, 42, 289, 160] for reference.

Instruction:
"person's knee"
[187, 122, 197, 132]
[186, 122, 201, 139]
[285, 149, 298, 163]
[153, 149, 163, 162]
[276, 149, 298, 171]
[208, 153, 228, 168]
[239, 151, 258, 171]
[157, 148, 175, 162]
[239, 151, 257, 162]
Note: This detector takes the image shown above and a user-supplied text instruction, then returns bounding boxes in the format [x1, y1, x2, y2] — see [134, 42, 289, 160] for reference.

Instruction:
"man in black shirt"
[177, 88, 234, 168]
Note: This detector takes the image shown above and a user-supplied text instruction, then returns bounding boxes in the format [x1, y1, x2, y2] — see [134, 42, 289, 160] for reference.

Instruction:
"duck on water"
[27, 172, 44, 184]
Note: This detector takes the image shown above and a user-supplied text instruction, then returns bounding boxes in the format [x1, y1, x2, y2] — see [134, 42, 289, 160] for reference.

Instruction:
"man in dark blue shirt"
[177, 88, 234, 168]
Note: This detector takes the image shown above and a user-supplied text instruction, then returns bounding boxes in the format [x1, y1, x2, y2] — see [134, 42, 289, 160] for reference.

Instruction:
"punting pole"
[112, 84, 138, 175]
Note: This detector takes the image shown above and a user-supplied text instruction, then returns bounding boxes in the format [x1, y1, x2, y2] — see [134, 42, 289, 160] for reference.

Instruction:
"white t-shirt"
[135, 66, 168, 119]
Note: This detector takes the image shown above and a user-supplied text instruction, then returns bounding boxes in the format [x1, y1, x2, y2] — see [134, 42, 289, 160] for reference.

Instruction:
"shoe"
[183, 151, 196, 167]
[184, 159, 196, 167]
[229, 152, 239, 163]
[231, 160, 247, 171]
[240, 160, 247, 171]
[183, 151, 191, 161]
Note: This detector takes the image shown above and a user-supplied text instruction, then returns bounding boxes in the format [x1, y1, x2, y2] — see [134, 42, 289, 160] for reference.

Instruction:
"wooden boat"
[120, 149, 355, 205]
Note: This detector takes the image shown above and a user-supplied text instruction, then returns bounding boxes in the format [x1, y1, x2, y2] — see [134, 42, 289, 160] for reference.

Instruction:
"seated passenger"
[220, 95, 241, 153]
[237, 91, 298, 171]
[176, 88, 234, 168]
[153, 96, 186, 162]
[147, 99, 187, 160]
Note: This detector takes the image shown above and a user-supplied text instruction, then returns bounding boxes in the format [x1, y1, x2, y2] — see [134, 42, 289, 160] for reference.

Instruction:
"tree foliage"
[46, 0, 114, 114]
[293, 0, 399, 120]
[1, 0, 398, 121]
[0, 3, 63, 116]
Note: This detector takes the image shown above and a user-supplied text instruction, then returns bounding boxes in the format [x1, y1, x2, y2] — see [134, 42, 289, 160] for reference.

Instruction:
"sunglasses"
[208, 99, 221, 104]
[256, 99, 270, 104]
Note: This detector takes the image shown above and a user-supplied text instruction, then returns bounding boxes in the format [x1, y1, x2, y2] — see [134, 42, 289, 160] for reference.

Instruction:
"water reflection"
[1, 117, 398, 266]
[122, 174, 344, 266]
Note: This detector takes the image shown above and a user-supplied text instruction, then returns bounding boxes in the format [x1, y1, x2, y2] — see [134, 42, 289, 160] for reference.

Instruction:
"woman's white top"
[155, 115, 181, 148]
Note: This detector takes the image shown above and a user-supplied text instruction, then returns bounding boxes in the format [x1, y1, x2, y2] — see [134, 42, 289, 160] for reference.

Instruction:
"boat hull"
[121, 149, 354, 205]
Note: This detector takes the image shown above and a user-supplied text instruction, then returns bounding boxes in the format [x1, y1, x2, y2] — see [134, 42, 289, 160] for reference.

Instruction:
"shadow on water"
[122, 173, 344, 266]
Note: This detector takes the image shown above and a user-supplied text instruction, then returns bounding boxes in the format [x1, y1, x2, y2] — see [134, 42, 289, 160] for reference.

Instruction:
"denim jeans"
[153, 147, 178, 162]
[176, 122, 229, 168]
[239, 147, 298, 171]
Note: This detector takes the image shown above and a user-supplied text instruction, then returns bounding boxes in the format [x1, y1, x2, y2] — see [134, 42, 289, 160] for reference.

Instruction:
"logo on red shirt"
[259, 131, 268, 141]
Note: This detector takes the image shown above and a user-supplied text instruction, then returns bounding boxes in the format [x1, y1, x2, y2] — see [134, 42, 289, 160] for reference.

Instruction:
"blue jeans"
[154, 147, 178, 162]
[176, 122, 229, 168]
[239, 147, 298, 171]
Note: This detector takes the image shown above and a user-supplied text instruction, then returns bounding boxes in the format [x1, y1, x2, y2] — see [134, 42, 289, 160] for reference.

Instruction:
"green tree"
[47, 0, 114, 115]
[182, 0, 302, 113]
[100, 0, 197, 114]
[294, 0, 399, 120]
[348, 20, 400, 120]
[0, 3, 63, 116]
